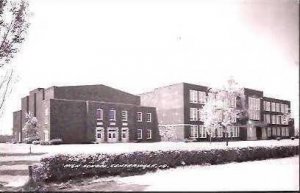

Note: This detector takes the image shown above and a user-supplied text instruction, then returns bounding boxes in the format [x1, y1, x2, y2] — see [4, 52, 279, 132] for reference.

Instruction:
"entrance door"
[121, 128, 129, 142]
[107, 127, 118, 143]
[95, 127, 104, 143]
[256, 127, 262, 140]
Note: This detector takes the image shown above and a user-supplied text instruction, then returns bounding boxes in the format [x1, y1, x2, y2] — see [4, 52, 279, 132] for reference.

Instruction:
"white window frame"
[276, 127, 281, 136]
[276, 115, 281, 124]
[271, 115, 276, 124]
[267, 127, 271, 137]
[190, 90, 198, 103]
[285, 104, 289, 114]
[266, 101, 270, 111]
[271, 102, 276, 112]
[199, 125, 206, 138]
[190, 125, 198, 138]
[276, 103, 280, 112]
[137, 112, 143, 122]
[190, 108, 198, 121]
[121, 110, 128, 122]
[198, 91, 206, 104]
[137, 129, 143, 139]
[280, 104, 285, 113]
[146, 113, 152, 122]
[147, 129, 152, 139]
[109, 109, 116, 121]
[96, 108, 103, 120]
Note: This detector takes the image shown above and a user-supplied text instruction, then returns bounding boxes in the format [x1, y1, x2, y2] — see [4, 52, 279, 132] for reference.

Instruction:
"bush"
[31, 145, 299, 183]
[32, 140, 41, 145]
[24, 136, 40, 144]
[40, 141, 50, 145]
[49, 139, 63, 145]
[291, 137, 295, 140]
[276, 137, 281, 141]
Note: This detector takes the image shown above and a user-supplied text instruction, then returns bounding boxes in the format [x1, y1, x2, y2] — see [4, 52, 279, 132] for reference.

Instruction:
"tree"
[201, 78, 247, 146]
[23, 111, 38, 153]
[0, 0, 30, 117]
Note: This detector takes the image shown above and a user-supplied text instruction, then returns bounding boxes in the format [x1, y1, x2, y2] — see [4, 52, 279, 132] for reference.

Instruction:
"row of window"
[264, 114, 288, 125]
[248, 97, 260, 110]
[96, 109, 152, 122]
[96, 127, 152, 140]
[267, 127, 289, 137]
[190, 125, 239, 138]
[190, 108, 237, 122]
[263, 101, 288, 113]
[189, 90, 237, 108]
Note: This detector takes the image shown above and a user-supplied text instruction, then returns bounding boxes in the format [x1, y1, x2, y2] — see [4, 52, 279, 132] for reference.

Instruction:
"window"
[190, 90, 198, 103]
[276, 127, 281, 136]
[230, 97, 236, 108]
[146, 113, 152, 122]
[267, 127, 271, 137]
[276, 115, 281, 124]
[276, 103, 280, 112]
[190, 108, 198, 121]
[121, 128, 128, 139]
[109, 109, 116, 121]
[121, 111, 128, 122]
[264, 101, 270, 111]
[271, 102, 276, 112]
[248, 97, 260, 120]
[190, 125, 198, 138]
[281, 104, 285, 113]
[281, 127, 286, 136]
[137, 129, 143, 139]
[217, 127, 223, 137]
[96, 109, 103, 120]
[147, 129, 152, 139]
[266, 114, 270, 124]
[232, 126, 239, 137]
[284, 104, 289, 114]
[198, 91, 206, 104]
[137, 112, 142, 122]
[199, 125, 206, 138]
[271, 115, 276, 124]
[285, 127, 289, 136]
[272, 127, 276, 136]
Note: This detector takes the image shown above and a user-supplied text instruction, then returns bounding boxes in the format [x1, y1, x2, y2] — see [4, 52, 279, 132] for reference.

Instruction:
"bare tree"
[0, 0, 30, 117]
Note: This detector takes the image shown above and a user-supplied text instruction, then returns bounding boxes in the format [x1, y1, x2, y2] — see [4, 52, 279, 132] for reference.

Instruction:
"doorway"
[107, 127, 118, 143]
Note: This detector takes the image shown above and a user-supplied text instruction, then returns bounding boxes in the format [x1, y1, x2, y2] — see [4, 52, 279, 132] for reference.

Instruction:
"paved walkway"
[0, 153, 44, 191]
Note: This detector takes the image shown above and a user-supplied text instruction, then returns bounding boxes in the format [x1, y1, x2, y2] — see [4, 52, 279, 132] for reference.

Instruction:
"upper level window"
[275, 103, 280, 112]
[248, 97, 260, 110]
[264, 101, 270, 111]
[137, 112, 143, 122]
[276, 115, 281, 124]
[190, 90, 198, 103]
[96, 108, 103, 120]
[146, 113, 152, 122]
[198, 91, 206, 104]
[109, 109, 116, 121]
[121, 111, 128, 122]
[271, 102, 276, 112]
[281, 104, 285, 113]
[271, 115, 276, 124]
[284, 104, 289, 114]
[190, 108, 198, 121]
[230, 97, 236, 108]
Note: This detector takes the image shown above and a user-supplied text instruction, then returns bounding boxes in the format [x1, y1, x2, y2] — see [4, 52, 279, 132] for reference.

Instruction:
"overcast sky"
[0, 0, 298, 134]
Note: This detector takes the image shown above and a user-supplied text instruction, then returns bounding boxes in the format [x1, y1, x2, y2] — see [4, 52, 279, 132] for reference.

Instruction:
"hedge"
[32, 145, 299, 183]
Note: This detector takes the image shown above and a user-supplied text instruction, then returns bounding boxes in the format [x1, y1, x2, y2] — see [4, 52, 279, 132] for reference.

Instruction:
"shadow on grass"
[0, 170, 28, 176]
[0, 153, 46, 157]
[0, 160, 39, 166]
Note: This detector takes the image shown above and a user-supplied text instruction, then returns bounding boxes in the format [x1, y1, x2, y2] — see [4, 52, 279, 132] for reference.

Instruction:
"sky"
[0, 0, 299, 134]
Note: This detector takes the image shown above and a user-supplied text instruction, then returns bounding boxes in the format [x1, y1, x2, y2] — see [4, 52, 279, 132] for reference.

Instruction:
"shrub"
[40, 141, 50, 145]
[32, 140, 41, 145]
[49, 139, 63, 145]
[32, 145, 299, 183]
[276, 137, 281, 141]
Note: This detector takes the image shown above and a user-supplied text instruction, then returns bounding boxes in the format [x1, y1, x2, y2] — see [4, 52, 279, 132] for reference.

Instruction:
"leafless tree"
[0, 0, 30, 117]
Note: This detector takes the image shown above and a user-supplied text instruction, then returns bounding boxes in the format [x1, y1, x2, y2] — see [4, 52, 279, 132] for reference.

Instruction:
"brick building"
[140, 82, 294, 141]
[12, 82, 294, 143]
[12, 85, 160, 143]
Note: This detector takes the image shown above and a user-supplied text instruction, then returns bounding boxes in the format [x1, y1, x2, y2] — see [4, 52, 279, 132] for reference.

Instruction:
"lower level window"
[285, 127, 289, 136]
[267, 127, 271, 137]
[147, 129, 152, 139]
[217, 128, 223, 137]
[199, 125, 206, 138]
[276, 127, 281, 136]
[137, 129, 143, 139]
[272, 127, 276, 136]
[190, 125, 198, 138]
